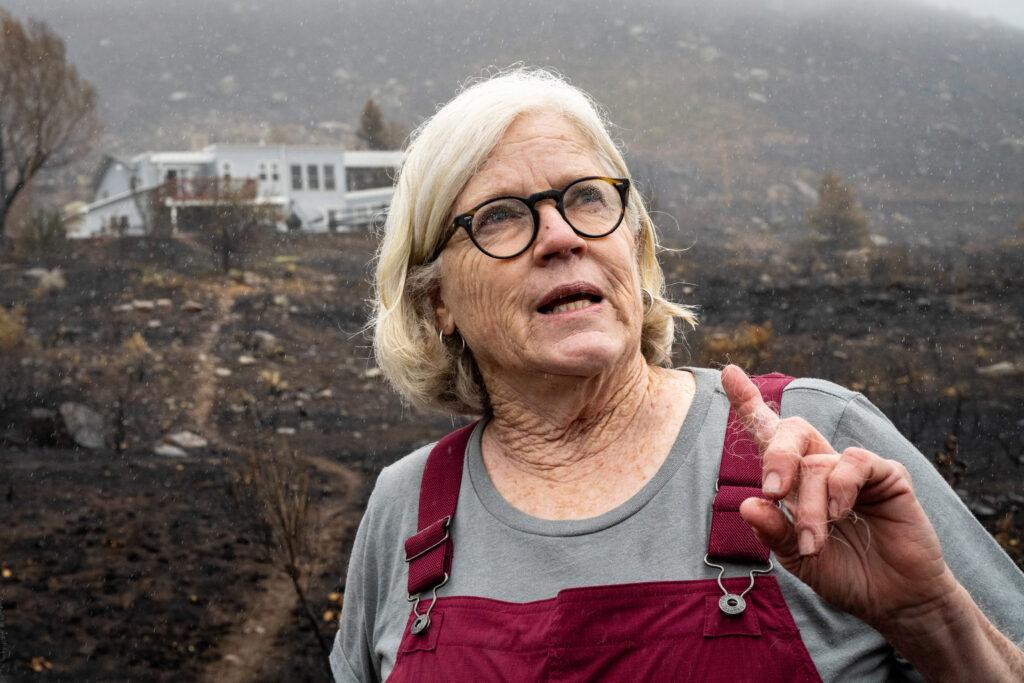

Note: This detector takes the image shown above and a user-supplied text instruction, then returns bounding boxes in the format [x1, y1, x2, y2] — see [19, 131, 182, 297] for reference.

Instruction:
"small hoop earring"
[439, 329, 467, 354]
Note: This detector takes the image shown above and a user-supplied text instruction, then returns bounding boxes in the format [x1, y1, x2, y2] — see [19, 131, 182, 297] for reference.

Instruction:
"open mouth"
[537, 286, 604, 314]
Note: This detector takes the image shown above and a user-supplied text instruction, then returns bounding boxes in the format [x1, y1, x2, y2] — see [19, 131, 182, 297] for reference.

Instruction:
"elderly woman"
[331, 69, 1024, 682]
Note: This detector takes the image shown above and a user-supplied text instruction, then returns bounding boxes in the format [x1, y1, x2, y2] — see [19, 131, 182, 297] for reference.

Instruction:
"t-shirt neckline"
[465, 367, 717, 537]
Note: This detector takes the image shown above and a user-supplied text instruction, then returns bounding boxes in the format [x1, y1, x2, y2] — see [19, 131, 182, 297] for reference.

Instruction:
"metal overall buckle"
[703, 554, 774, 616]
[407, 572, 448, 635]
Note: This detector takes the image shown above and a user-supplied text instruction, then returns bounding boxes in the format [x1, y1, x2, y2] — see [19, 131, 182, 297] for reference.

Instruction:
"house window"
[222, 162, 232, 179]
[323, 164, 336, 191]
[271, 163, 280, 182]
[291, 164, 303, 190]
[259, 163, 267, 181]
[307, 164, 320, 190]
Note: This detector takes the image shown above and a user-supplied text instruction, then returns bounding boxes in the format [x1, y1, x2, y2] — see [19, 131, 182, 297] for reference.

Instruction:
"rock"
[362, 367, 383, 379]
[167, 430, 208, 449]
[214, 367, 232, 377]
[237, 355, 256, 365]
[317, 388, 334, 399]
[242, 271, 265, 286]
[132, 299, 155, 311]
[35, 269, 66, 293]
[154, 443, 188, 458]
[976, 361, 1019, 377]
[272, 294, 288, 307]
[969, 501, 998, 517]
[111, 303, 135, 313]
[253, 330, 282, 354]
[58, 402, 106, 449]
[181, 300, 204, 312]
[147, 319, 162, 328]
[276, 426, 296, 435]
[23, 267, 50, 279]
[156, 298, 172, 308]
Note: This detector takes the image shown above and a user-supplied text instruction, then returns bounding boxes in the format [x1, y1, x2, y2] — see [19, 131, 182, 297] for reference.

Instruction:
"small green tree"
[357, 98, 388, 150]
[13, 207, 66, 261]
[806, 172, 870, 250]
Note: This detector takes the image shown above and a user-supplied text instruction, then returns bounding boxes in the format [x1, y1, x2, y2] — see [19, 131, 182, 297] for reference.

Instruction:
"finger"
[761, 417, 838, 498]
[826, 447, 875, 519]
[828, 447, 912, 512]
[794, 453, 838, 556]
[739, 497, 800, 563]
[721, 364, 780, 447]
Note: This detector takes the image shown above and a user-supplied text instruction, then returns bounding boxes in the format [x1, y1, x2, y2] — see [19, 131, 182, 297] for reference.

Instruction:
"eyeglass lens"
[470, 178, 623, 258]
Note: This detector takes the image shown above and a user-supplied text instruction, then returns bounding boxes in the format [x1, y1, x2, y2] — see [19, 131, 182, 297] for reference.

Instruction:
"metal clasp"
[407, 572, 449, 635]
[703, 554, 774, 616]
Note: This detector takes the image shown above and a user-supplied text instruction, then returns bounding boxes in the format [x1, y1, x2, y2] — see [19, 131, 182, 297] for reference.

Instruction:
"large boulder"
[166, 430, 208, 449]
[58, 402, 106, 449]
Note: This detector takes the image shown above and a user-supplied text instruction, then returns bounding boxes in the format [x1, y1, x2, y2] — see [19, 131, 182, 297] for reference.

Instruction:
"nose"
[532, 202, 587, 264]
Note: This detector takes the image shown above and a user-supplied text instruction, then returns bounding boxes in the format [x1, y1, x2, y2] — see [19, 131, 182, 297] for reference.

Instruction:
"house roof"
[90, 154, 131, 194]
[203, 143, 347, 153]
[343, 150, 404, 168]
[147, 151, 215, 165]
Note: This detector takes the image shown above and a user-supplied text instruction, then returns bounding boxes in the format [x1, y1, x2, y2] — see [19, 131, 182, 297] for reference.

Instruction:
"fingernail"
[763, 472, 781, 496]
[828, 499, 839, 519]
[799, 529, 815, 556]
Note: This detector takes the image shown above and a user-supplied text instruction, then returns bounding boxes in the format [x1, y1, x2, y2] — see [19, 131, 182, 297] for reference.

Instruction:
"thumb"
[739, 497, 801, 565]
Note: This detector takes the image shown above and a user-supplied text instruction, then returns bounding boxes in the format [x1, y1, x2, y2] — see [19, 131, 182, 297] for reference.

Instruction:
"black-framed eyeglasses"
[429, 176, 631, 261]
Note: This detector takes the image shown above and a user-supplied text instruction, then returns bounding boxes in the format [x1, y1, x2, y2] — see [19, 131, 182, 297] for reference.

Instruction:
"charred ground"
[0, 231, 1021, 680]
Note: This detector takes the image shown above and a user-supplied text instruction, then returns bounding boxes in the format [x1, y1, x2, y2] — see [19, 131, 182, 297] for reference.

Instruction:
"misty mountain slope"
[4, 0, 1023, 202]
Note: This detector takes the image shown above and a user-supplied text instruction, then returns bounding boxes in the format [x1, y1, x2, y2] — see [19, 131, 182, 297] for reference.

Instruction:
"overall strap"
[707, 372, 794, 564]
[404, 422, 477, 596]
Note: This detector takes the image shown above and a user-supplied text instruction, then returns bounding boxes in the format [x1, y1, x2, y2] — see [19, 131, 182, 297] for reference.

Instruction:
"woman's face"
[434, 111, 645, 384]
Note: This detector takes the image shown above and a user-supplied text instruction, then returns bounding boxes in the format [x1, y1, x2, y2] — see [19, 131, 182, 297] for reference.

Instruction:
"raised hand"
[719, 365, 958, 630]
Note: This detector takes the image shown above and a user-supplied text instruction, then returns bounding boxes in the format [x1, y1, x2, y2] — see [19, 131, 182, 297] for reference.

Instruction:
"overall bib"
[390, 374, 822, 682]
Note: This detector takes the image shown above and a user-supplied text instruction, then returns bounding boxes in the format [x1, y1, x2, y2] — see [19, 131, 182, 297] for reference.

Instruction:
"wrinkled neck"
[481, 354, 665, 481]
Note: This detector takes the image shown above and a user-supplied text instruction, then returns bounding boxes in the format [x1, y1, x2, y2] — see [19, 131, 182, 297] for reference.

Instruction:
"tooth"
[551, 299, 593, 313]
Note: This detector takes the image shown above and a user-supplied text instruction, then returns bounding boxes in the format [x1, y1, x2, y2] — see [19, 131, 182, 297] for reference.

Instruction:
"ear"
[432, 287, 456, 336]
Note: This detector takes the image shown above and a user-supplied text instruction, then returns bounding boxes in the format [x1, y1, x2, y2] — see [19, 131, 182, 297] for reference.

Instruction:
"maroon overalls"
[390, 374, 822, 681]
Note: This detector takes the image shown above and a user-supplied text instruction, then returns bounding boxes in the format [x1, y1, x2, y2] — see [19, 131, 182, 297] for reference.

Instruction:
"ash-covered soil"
[1, 231, 1021, 680]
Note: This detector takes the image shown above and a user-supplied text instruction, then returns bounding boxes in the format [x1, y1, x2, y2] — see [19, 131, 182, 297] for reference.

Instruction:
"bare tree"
[230, 450, 333, 679]
[197, 180, 276, 273]
[0, 11, 100, 240]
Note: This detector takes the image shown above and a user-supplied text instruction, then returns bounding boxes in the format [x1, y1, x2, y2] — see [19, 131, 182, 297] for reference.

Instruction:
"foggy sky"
[916, 0, 1024, 28]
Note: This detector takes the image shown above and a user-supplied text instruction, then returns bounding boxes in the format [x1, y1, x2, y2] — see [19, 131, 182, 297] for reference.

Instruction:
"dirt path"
[199, 453, 362, 683]
[188, 281, 247, 435]
[185, 271, 365, 682]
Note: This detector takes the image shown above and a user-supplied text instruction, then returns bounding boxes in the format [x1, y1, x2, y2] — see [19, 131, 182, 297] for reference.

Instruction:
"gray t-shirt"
[330, 367, 1024, 682]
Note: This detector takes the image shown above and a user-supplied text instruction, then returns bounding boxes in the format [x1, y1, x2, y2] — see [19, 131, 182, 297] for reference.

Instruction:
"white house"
[69, 144, 402, 238]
